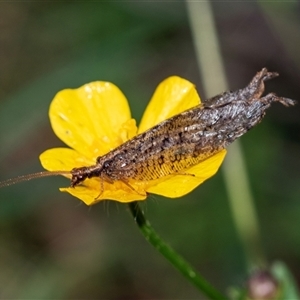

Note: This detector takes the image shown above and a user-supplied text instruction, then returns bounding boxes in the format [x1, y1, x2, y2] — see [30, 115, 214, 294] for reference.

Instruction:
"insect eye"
[103, 161, 111, 168]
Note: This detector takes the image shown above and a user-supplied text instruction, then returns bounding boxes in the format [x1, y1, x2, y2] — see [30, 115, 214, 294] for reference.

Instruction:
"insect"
[0, 68, 296, 193]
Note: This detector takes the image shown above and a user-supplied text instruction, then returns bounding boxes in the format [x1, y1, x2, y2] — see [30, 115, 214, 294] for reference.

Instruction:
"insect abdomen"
[101, 107, 228, 181]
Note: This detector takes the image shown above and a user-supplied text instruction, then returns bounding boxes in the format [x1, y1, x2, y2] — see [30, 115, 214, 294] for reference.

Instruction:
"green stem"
[186, 0, 266, 269]
[128, 202, 227, 300]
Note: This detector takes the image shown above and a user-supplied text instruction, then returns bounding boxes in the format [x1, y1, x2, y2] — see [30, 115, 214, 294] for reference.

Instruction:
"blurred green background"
[0, 2, 299, 299]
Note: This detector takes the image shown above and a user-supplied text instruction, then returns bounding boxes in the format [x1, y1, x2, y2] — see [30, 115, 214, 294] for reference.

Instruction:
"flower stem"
[186, 0, 266, 269]
[128, 202, 227, 300]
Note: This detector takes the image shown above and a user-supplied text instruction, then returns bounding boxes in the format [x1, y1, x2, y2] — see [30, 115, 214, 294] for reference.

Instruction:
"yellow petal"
[39, 148, 94, 171]
[49, 81, 133, 161]
[138, 76, 201, 133]
[60, 178, 147, 206]
[146, 150, 227, 198]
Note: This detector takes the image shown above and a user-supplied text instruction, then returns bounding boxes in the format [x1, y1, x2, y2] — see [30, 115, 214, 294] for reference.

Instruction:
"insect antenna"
[0, 171, 71, 188]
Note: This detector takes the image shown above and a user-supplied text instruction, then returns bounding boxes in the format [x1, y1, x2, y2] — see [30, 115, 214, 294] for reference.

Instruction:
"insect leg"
[173, 172, 196, 177]
[120, 179, 147, 197]
[94, 176, 106, 200]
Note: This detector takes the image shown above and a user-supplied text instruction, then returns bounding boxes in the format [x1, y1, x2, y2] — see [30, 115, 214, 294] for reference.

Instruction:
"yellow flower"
[40, 77, 226, 205]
